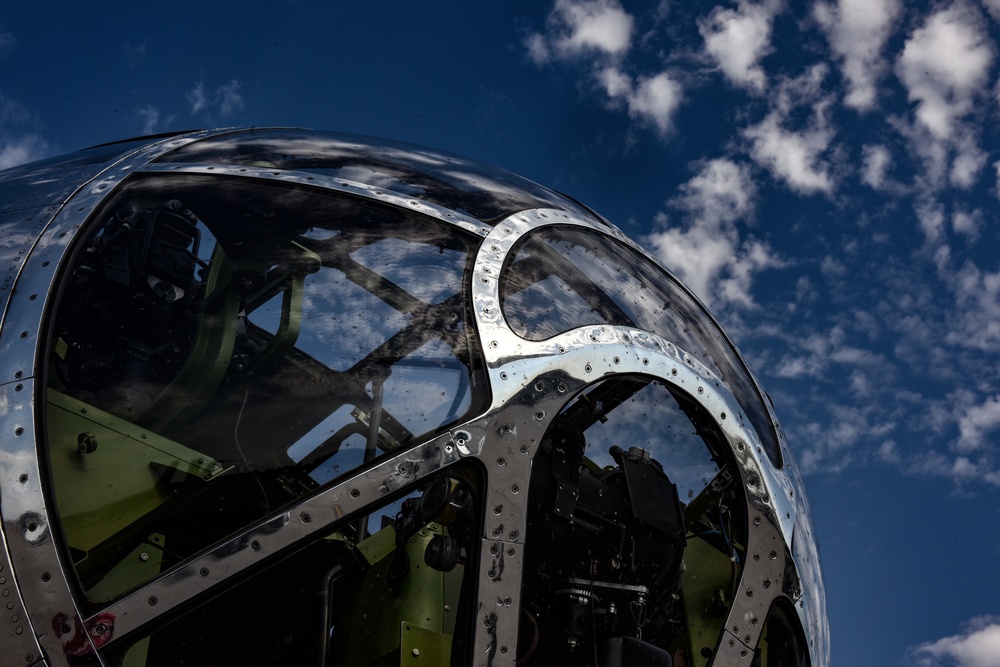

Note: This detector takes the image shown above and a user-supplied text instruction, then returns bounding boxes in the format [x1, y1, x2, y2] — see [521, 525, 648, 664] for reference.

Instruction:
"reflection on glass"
[501, 227, 780, 467]
[154, 129, 599, 224]
[99, 470, 482, 667]
[520, 376, 745, 665]
[44, 174, 486, 603]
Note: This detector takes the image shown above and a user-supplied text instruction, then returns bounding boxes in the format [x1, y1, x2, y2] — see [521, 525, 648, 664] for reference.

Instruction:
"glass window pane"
[44, 174, 487, 604]
[99, 470, 482, 667]
[501, 227, 780, 467]
[519, 376, 744, 664]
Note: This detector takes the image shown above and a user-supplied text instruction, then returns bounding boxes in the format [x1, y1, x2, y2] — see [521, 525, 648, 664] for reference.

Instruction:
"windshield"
[500, 226, 780, 468]
[44, 174, 487, 603]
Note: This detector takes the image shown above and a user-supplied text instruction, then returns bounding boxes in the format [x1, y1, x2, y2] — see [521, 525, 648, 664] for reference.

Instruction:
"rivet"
[499, 372, 508, 380]
[511, 484, 520, 493]
[754, 516, 761, 526]
[697, 386, 704, 394]
[720, 412, 726, 419]
[14, 428, 23, 437]
[613, 356, 620, 365]
[585, 363, 592, 373]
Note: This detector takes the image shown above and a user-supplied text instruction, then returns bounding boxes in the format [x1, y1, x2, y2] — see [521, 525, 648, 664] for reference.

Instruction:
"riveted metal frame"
[0, 129, 246, 665]
[462, 208, 814, 666]
[138, 162, 492, 239]
[0, 130, 826, 667]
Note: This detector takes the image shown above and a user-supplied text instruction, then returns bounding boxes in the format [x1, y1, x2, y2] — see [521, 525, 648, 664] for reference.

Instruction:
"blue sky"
[3, 1, 1000, 664]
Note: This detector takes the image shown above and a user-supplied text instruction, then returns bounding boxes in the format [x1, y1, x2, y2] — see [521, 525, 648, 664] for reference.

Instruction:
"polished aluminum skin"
[0, 128, 828, 666]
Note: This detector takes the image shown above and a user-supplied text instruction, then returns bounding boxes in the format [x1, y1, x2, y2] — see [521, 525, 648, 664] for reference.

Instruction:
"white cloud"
[187, 82, 208, 115]
[983, 0, 1000, 22]
[814, 0, 901, 111]
[744, 110, 835, 194]
[647, 158, 780, 307]
[187, 79, 244, 119]
[861, 143, 893, 189]
[945, 260, 1000, 351]
[740, 64, 837, 194]
[897, 4, 994, 141]
[525, 2, 683, 139]
[525, 0, 634, 65]
[955, 394, 1000, 453]
[950, 135, 988, 188]
[136, 105, 162, 136]
[217, 80, 244, 116]
[0, 134, 48, 170]
[699, 1, 779, 93]
[599, 69, 682, 136]
[952, 209, 982, 240]
[0, 92, 50, 170]
[912, 617, 1000, 667]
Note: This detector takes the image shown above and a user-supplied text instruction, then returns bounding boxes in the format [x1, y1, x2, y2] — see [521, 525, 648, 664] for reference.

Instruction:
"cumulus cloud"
[187, 79, 244, 118]
[745, 111, 835, 194]
[647, 158, 780, 307]
[945, 260, 1000, 351]
[0, 134, 49, 171]
[136, 105, 162, 136]
[524, 1, 684, 139]
[982, 0, 1000, 22]
[898, 4, 994, 141]
[0, 92, 50, 170]
[741, 64, 837, 194]
[814, 0, 901, 111]
[524, 0, 634, 65]
[912, 616, 1000, 667]
[955, 394, 1000, 453]
[861, 144, 898, 191]
[699, 1, 779, 93]
[598, 67, 682, 136]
